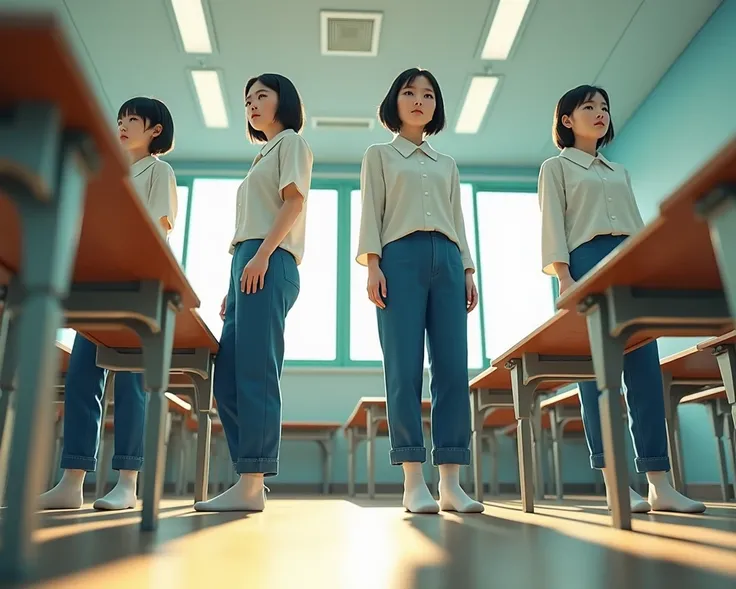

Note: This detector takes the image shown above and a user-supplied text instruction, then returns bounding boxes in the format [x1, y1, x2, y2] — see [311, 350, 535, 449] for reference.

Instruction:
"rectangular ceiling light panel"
[481, 0, 531, 60]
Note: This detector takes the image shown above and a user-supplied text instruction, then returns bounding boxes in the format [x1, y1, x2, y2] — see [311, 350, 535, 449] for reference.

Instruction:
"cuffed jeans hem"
[590, 453, 605, 470]
[390, 447, 427, 465]
[589, 453, 671, 473]
[60, 455, 96, 472]
[111, 456, 144, 472]
[236, 458, 278, 476]
[634, 456, 670, 473]
[433, 447, 470, 466]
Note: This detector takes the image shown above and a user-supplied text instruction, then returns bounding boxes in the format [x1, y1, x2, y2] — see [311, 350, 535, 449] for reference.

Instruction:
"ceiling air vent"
[312, 117, 375, 131]
[320, 11, 383, 56]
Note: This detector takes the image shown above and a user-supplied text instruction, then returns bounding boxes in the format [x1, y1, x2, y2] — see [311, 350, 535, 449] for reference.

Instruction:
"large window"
[284, 189, 337, 360]
[185, 179, 239, 340]
[349, 185, 483, 368]
[476, 191, 555, 361]
[184, 179, 338, 360]
[174, 176, 553, 368]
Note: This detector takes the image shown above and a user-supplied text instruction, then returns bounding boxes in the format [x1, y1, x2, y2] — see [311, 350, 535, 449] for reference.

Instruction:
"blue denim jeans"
[61, 335, 146, 471]
[377, 231, 471, 466]
[570, 234, 670, 472]
[213, 240, 299, 476]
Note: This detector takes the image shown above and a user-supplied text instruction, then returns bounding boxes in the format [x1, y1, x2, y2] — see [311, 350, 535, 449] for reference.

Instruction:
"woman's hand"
[240, 252, 269, 294]
[219, 294, 227, 320]
[367, 264, 387, 309]
[558, 275, 576, 295]
[465, 271, 479, 313]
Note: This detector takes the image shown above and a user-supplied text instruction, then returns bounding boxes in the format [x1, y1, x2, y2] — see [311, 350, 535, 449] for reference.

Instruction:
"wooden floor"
[1, 495, 735, 588]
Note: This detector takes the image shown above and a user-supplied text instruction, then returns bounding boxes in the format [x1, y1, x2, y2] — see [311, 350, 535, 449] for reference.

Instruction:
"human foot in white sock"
[401, 462, 439, 514]
[605, 486, 651, 513]
[646, 471, 705, 513]
[438, 464, 484, 513]
[602, 469, 650, 513]
[93, 470, 138, 510]
[38, 469, 86, 510]
[194, 473, 266, 512]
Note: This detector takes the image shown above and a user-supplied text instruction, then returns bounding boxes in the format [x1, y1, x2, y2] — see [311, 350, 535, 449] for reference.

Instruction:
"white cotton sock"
[194, 473, 266, 512]
[93, 469, 138, 511]
[602, 469, 651, 513]
[401, 462, 439, 514]
[646, 471, 706, 513]
[438, 464, 484, 513]
[38, 469, 86, 510]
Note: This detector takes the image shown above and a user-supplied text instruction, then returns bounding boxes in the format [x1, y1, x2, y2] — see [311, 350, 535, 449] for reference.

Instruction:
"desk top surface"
[0, 14, 199, 311]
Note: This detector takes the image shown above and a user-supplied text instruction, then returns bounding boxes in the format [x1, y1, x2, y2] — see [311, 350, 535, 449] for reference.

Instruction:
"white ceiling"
[0, 0, 724, 167]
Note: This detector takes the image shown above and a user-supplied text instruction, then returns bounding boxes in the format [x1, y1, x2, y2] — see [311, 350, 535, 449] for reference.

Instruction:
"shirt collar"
[130, 155, 158, 177]
[260, 128, 296, 157]
[560, 147, 614, 171]
[390, 134, 439, 161]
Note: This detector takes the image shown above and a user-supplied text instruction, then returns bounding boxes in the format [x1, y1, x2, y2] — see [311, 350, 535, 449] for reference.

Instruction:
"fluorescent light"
[191, 70, 229, 128]
[171, 0, 212, 54]
[481, 0, 531, 60]
[455, 76, 499, 134]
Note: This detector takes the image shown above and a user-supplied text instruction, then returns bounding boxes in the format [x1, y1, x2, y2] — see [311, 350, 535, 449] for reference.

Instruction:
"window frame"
[173, 173, 552, 369]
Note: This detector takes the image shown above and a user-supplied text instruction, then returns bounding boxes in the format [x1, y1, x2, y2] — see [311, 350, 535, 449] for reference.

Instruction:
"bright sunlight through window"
[476, 191, 555, 361]
[185, 179, 337, 360]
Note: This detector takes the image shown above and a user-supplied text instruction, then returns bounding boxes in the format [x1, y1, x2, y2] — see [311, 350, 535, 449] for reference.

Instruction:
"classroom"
[0, 0, 735, 587]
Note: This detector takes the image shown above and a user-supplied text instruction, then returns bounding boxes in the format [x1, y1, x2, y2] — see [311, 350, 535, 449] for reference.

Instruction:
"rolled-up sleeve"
[148, 162, 178, 235]
[538, 158, 569, 275]
[278, 134, 313, 201]
[356, 146, 385, 266]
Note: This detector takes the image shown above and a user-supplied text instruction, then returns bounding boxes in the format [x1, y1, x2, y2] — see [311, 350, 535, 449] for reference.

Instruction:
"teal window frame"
[173, 170, 551, 369]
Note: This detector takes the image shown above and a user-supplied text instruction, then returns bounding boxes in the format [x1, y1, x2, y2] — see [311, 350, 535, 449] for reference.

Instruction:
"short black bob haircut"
[117, 97, 175, 156]
[378, 68, 446, 136]
[553, 85, 614, 150]
[245, 73, 305, 144]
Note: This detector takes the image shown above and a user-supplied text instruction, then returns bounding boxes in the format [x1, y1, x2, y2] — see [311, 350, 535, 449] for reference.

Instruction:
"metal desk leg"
[723, 410, 736, 501]
[366, 407, 375, 499]
[531, 402, 545, 500]
[324, 434, 334, 495]
[549, 408, 563, 499]
[191, 373, 213, 503]
[140, 299, 177, 531]
[509, 361, 536, 513]
[584, 295, 631, 530]
[471, 392, 487, 502]
[176, 416, 191, 496]
[346, 428, 356, 497]
[95, 373, 115, 499]
[714, 345, 736, 431]
[0, 104, 91, 580]
[661, 374, 686, 493]
[318, 440, 329, 495]
[699, 183, 736, 322]
[707, 401, 730, 502]
[0, 311, 19, 505]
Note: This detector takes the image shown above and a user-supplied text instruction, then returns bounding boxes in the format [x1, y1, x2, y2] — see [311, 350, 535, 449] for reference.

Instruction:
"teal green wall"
[606, 0, 736, 485]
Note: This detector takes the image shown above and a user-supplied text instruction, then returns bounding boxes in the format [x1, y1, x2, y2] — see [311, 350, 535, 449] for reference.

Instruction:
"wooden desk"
[696, 331, 736, 447]
[83, 309, 219, 506]
[659, 137, 736, 328]
[555, 141, 735, 531]
[470, 311, 622, 507]
[0, 13, 198, 577]
[344, 397, 432, 499]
